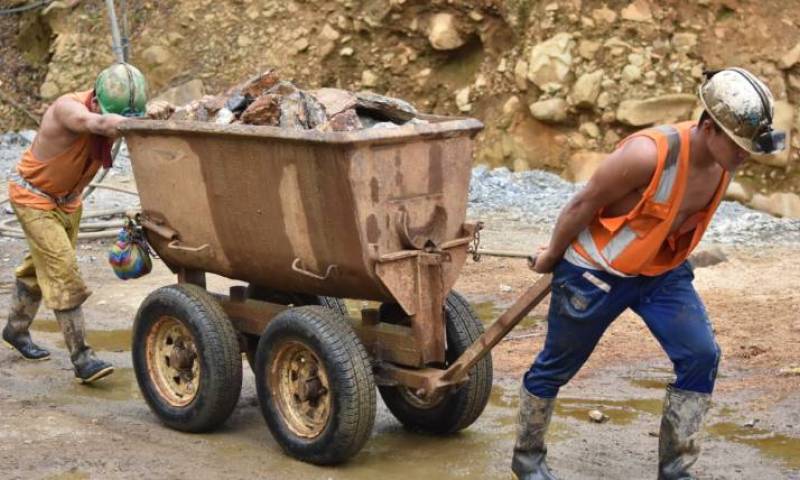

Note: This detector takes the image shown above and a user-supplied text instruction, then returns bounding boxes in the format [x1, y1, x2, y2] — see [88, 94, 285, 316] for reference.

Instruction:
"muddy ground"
[0, 216, 798, 480]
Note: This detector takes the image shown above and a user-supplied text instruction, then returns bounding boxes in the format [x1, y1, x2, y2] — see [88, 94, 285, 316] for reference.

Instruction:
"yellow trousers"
[11, 202, 91, 310]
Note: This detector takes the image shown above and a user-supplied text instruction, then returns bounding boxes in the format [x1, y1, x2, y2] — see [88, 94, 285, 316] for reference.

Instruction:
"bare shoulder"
[50, 94, 94, 134]
[51, 94, 88, 118]
[601, 135, 658, 183]
[582, 135, 657, 201]
[619, 135, 658, 160]
[595, 137, 658, 186]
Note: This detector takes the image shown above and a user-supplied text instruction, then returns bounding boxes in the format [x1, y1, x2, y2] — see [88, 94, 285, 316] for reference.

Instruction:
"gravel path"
[468, 166, 800, 246]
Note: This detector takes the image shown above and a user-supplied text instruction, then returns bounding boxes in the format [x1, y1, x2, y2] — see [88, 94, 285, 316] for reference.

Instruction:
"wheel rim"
[268, 340, 331, 439]
[145, 316, 200, 407]
[398, 386, 447, 409]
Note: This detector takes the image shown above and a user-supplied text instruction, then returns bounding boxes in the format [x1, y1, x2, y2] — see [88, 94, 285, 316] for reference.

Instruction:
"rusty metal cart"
[121, 117, 552, 465]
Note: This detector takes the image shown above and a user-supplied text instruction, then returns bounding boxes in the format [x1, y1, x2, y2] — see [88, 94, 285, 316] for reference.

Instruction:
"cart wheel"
[132, 284, 243, 433]
[254, 306, 376, 465]
[378, 291, 493, 434]
[242, 285, 348, 370]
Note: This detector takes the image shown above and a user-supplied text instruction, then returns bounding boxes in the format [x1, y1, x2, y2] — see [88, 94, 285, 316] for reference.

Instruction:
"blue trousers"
[524, 259, 721, 398]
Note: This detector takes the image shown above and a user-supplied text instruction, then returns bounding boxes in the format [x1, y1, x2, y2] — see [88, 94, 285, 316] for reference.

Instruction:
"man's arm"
[53, 97, 126, 138]
[533, 136, 659, 273]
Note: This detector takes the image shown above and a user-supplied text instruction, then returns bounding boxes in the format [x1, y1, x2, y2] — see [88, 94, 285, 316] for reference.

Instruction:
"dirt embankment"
[2, 0, 800, 208]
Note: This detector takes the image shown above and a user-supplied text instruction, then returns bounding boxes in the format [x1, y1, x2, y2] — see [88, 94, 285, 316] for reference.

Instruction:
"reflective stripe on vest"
[652, 125, 681, 203]
[568, 125, 683, 276]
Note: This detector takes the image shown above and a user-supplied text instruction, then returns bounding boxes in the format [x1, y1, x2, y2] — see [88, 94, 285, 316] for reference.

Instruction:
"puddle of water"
[190, 387, 518, 479]
[343, 384, 574, 479]
[489, 383, 516, 409]
[488, 385, 572, 441]
[628, 368, 730, 393]
[54, 367, 140, 403]
[627, 367, 674, 390]
[195, 384, 574, 479]
[716, 405, 737, 418]
[31, 319, 131, 352]
[629, 378, 668, 390]
[557, 398, 664, 426]
[708, 422, 800, 470]
[472, 301, 544, 329]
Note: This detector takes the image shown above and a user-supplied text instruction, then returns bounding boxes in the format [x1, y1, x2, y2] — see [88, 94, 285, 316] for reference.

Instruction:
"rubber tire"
[242, 285, 348, 370]
[378, 291, 493, 434]
[132, 284, 243, 433]
[254, 306, 376, 465]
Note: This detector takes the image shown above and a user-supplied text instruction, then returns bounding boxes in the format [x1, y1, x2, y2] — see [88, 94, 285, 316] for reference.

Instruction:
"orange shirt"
[8, 90, 101, 213]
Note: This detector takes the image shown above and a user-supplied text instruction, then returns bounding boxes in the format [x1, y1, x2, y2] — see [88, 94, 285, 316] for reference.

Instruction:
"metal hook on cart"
[291, 258, 338, 281]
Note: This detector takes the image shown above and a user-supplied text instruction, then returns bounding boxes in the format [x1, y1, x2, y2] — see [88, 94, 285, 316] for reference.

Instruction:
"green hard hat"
[94, 63, 148, 117]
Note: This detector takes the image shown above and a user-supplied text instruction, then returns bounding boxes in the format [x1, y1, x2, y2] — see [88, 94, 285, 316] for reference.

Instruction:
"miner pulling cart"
[121, 114, 552, 465]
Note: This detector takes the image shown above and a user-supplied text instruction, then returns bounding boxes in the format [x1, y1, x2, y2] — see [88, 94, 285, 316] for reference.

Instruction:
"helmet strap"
[122, 63, 136, 115]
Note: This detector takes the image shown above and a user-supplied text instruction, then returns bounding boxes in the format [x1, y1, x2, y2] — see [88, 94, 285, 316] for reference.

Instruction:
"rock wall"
[1, 0, 799, 216]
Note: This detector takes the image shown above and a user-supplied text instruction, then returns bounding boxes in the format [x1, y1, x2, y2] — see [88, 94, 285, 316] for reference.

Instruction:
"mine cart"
[121, 117, 552, 465]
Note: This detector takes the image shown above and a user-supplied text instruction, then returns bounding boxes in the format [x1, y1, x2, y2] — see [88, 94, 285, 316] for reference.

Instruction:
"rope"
[0, 0, 52, 16]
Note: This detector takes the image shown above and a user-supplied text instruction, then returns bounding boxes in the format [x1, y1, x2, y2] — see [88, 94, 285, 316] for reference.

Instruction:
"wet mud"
[0, 240, 798, 479]
[4, 316, 797, 480]
[31, 319, 131, 352]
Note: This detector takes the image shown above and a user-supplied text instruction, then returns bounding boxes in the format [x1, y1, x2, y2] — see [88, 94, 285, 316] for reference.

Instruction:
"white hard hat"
[698, 67, 785, 155]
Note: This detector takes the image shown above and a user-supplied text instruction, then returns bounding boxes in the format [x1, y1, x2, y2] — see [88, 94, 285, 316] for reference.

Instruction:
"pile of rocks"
[146, 70, 425, 132]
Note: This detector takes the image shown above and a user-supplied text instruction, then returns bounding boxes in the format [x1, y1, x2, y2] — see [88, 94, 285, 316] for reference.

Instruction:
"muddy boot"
[511, 386, 559, 480]
[54, 306, 113, 384]
[71, 348, 114, 384]
[658, 385, 712, 480]
[2, 281, 49, 361]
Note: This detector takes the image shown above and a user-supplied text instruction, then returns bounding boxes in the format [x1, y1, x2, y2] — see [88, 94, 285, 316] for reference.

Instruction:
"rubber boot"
[511, 386, 559, 480]
[54, 306, 113, 384]
[2, 280, 50, 361]
[658, 385, 712, 480]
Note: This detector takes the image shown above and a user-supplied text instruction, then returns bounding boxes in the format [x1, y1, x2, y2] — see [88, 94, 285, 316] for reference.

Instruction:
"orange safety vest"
[564, 121, 731, 277]
[8, 90, 106, 213]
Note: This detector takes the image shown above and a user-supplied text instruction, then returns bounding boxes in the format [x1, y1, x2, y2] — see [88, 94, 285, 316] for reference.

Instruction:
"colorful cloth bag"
[108, 220, 152, 280]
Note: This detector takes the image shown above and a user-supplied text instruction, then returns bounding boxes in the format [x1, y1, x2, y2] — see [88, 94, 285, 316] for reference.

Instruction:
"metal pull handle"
[168, 240, 210, 253]
[291, 258, 338, 281]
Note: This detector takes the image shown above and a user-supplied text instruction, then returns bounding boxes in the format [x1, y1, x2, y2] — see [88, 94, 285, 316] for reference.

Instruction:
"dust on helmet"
[94, 63, 148, 117]
[698, 67, 785, 155]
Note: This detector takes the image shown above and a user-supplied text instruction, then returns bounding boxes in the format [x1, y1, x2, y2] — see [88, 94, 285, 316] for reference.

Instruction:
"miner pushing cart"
[121, 115, 552, 465]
